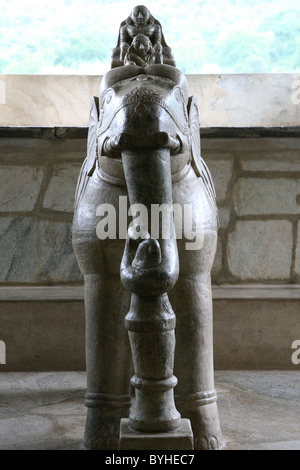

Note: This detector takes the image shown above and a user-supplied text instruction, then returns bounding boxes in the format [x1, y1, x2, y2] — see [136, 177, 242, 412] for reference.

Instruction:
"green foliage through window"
[0, 0, 299, 74]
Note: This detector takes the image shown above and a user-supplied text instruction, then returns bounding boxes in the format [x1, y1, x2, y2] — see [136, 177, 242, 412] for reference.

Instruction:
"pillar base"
[119, 418, 194, 450]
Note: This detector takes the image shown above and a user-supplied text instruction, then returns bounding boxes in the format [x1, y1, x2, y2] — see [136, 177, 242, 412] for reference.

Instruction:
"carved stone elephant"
[72, 63, 223, 450]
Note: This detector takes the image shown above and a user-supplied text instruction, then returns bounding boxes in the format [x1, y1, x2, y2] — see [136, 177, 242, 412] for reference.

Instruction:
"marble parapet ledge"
[0, 284, 300, 301]
[0, 126, 300, 139]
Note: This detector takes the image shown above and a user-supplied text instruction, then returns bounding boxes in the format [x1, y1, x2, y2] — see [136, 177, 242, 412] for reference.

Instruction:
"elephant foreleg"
[170, 272, 223, 450]
[83, 274, 132, 450]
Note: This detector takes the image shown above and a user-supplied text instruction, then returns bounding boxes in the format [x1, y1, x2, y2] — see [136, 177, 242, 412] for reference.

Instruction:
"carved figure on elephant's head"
[111, 5, 176, 68]
[124, 34, 163, 67]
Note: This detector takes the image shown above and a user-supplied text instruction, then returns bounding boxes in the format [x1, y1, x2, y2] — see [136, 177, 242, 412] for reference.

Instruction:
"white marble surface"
[0, 75, 99, 127]
[188, 73, 300, 127]
[0, 73, 299, 127]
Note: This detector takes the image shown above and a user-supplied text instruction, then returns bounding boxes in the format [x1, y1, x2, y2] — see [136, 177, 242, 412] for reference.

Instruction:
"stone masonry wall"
[0, 129, 299, 286]
[0, 131, 83, 284]
[203, 135, 300, 285]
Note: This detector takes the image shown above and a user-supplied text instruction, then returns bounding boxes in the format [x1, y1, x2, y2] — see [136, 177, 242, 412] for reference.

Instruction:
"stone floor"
[0, 370, 299, 450]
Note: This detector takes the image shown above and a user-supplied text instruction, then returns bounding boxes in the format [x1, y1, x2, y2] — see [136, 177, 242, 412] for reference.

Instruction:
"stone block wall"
[0, 130, 83, 284]
[202, 134, 300, 285]
[0, 129, 299, 287]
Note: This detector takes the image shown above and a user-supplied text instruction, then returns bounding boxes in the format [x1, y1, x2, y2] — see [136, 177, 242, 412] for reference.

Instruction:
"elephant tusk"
[154, 132, 181, 152]
[103, 133, 131, 153]
[103, 132, 181, 154]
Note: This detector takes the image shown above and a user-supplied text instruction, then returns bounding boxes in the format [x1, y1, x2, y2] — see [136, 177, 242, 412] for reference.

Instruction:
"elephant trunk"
[120, 147, 179, 297]
[120, 147, 181, 434]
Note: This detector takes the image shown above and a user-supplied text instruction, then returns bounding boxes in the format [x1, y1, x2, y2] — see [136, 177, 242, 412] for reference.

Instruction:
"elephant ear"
[86, 96, 99, 176]
[187, 96, 218, 217]
[74, 96, 99, 211]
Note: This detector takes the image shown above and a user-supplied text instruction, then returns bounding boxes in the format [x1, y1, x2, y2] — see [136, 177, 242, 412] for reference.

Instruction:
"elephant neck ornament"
[72, 5, 223, 450]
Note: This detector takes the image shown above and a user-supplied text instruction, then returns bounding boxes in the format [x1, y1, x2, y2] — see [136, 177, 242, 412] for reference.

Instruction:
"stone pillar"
[119, 238, 193, 450]
[125, 290, 180, 433]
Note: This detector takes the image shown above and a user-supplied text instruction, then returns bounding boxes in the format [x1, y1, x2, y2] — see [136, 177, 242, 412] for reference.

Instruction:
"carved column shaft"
[125, 292, 181, 432]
